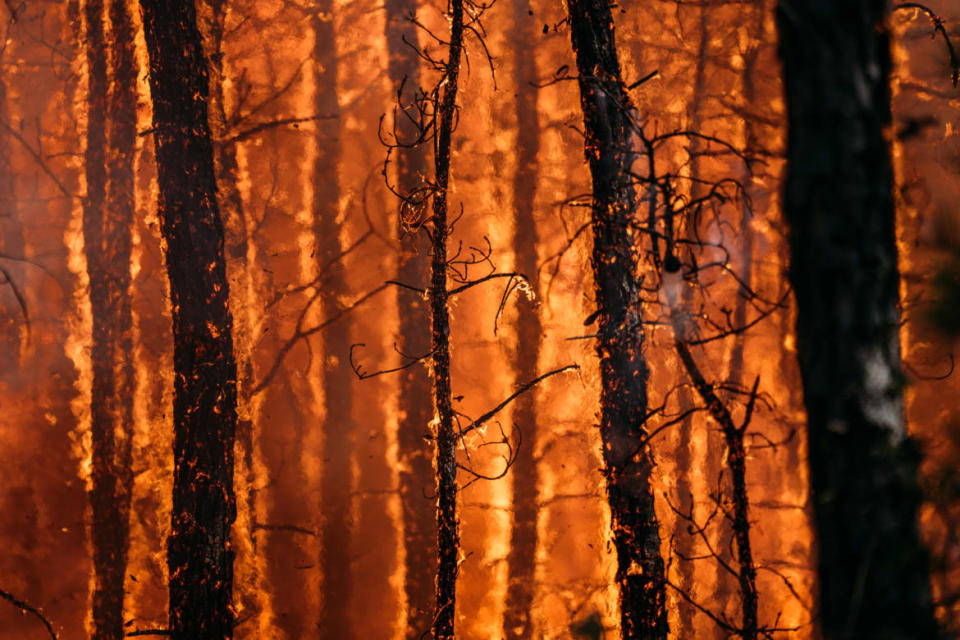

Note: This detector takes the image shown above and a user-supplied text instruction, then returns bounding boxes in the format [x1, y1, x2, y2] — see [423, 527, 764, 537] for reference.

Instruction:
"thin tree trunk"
[311, 3, 354, 636]
[430, 2, 464, 637]
[0, 67, 26, 365]
[566, 1, 668, 636]
[776, 2, 938, 637]
[383, 0, 437, 632]
[503, 0, 542, 637]
[84, 0, 137, 636]
[677, 6, 709, 633]
[139, 2, 238, 637]
[718, 4, 762, 636]
[672, 335, 758, 640]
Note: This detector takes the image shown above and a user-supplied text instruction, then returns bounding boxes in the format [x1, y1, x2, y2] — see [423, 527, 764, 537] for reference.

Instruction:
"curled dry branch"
[0, 587, 58, 640]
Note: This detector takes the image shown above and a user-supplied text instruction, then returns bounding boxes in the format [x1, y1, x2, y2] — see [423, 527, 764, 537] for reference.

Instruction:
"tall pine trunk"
[430, 1, 464, 637]
[384, 0, 437, 635]
[139, 2, 238, 637]
[503, 1, 543, 637]
[84, 0, 137, 637]
[311, 3, 354, 636]
[566, 1, 667, 636]
[776, 2, 938, 637]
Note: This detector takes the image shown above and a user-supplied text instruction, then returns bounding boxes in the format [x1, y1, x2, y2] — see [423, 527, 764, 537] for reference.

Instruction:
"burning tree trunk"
[139, 2, 239, 638]
[83, 0, 137, 637]
[566, 1, 668, 636]
[198, 0, 270, 626]
[776, 2, 938, 637]
[503, 1, 542, 638]
[384, 0, 438, 632]
[429, 1, 464, 637]
[311, 3, 354, 636]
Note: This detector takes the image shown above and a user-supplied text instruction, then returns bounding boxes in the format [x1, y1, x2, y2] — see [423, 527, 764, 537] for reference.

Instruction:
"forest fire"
[0, 0, 958, 638]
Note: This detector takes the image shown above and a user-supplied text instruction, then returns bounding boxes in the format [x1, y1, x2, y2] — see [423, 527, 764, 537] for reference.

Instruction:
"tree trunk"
[776, 2, 938, 637]
[672, 339, 758, 640]
[383, 0, 438, 633]
[566, 1, 668, 637]
[139, 2, 238, 638]
[430, 2, 464, 637]
[198, 0, 268, 625]
[0, 66, 26, 366]
[311, 3, 354, 636]
[503, 1, 542, 638]
[84, 0, 137, 637]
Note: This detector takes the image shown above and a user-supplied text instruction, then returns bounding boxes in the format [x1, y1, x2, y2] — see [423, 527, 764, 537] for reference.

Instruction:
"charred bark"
[311, 4, 355, 636]
[566, 1, 668, 637]
[430, 2, 464, 638]
[384, 0, 438, 632]
[503, 1, 542, 638]
[139, 2, 238, 638]
[776, 2, 938, 638]
[198, 0, 266, 624]
[84, 1, 137, 637]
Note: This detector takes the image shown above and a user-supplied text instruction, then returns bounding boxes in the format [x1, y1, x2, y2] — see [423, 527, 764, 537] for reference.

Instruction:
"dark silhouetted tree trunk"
[84, 1, 137, 637]
[385, 0, 437, 636]
[777, 2, 938, 638]
[566, 1, 668, 637]
[198, 0, 267, 625]
[139, 2, 238, 638]
[430, 1, 464, 638]
[312, 3, 354, 636]
[672, 337, 758, 640]
[503, 1, 542, 638]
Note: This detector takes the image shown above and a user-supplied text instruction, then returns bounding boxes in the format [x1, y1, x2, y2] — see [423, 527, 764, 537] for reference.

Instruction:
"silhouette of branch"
[0, 587, 58, 640]
[896, 2, 960, 86]
[252, 283, 390, 394]
[460, 364, 579, 437]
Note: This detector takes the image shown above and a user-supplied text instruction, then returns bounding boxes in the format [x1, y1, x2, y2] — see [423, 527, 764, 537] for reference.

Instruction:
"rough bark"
[566, 1, 668, 637]
[503, 0, 542, 637]
[776, 2, 938, 638]
[84, 1, 137, 637]
[139, 2, 239, 638]
[198, 0, 267, 625]
[311, 3, 355, 636]
[384, 0, 438, 632]
[430, 2, 464, 637]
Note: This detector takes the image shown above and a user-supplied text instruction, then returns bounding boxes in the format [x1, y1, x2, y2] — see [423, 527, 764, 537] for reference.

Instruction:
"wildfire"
[0, 0, 958, 639]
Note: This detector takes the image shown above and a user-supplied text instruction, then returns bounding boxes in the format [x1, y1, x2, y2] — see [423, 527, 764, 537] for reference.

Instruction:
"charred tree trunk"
[312, 3, 354, 636]
[503, 1, 542, 638]
[384, 0, 438, 633]
[430, 1, 464, 638]
[776, 2, 938, 638]
[714, 3, 762, 635]
[84, 1, 137, 637]
[198, 0, 267, 624]
[566, 1, 668, 637]
[139, 2, 238, 638]
[672, 335, 759, 640]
